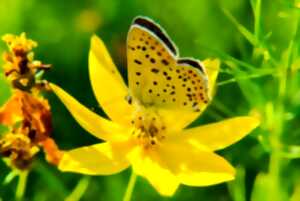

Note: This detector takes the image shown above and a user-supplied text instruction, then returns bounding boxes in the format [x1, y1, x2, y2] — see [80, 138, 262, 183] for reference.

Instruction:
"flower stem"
[123, 171, 137, 201]
[16, 170, 29, 201]
[269, 138, 282, 201]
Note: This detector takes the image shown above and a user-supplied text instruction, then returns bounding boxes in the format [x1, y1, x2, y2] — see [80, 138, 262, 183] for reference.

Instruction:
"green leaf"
[251, 173, 271, 201]
[280, 145, 300, 159]
[291, 183, 300, 201]
[227, 166, 246, 201]
[0, 125, 9, 136]
[34, 160, 68, 197]
[3, 170, 18, 185]
[250, 0, 262, 40]
[222, 8, 258, 46]
[0, 71, 11, 106]
[233, 68, 265, 108]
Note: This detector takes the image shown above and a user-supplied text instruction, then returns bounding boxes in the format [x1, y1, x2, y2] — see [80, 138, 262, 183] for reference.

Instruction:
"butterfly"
[126, 16, 210, 130]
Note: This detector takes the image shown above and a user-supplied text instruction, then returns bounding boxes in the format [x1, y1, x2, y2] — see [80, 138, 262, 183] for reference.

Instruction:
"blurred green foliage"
[1, 0, 300, 200]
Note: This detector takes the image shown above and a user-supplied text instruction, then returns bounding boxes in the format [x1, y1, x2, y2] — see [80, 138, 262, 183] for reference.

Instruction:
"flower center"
[130, 108, 166, 148]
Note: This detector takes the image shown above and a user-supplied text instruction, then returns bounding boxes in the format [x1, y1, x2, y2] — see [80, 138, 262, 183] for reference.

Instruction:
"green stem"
[254, 0, 261, 39]
[267, 75, 285, 201]
[217, 70, 274, 86]
[269, 138, 282, 201]
[65, 177, 90, 201]
[123, 171, 137, 201]
[16, 170, 29, 201]
[267, 28, 290, 201]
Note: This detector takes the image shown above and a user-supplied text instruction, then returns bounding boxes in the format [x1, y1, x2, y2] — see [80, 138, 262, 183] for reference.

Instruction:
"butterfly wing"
[127, 17, 210, 130]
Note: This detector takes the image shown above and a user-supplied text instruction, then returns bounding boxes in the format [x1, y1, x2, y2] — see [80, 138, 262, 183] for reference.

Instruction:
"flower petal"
[89, 35, 134, 126]
[50, 83, 128, 141]
[203, 58, 220, 98]
[59, 142, 131, 175]
[127, 146, 179, 196]
[180, 117, 260, 151]
[158, 141, 235, 186]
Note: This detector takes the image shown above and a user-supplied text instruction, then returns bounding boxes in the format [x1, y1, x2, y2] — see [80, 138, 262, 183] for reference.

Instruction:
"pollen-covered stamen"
[130, 110, 166, 148]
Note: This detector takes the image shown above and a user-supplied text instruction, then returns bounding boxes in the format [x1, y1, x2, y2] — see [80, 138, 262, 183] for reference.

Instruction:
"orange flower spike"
[40, 138, 63, 166]
[1, 33, 51, 91]
[0, 90, 52, 142]
[0, 92, 24, 126]
[0, 33, 61, 170]
[0, 133, 39, 170]
[2, 33, 37, 77]
[0, 89, 59, 169]
[2, 33, 37, 53]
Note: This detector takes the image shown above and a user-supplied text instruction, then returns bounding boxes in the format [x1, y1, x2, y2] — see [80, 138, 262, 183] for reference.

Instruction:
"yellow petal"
[59, 141, 131, 175]
[127, 146, 179, 196]
[203, 58, 220, 98]
[180, 116, 260, 151]
[50, 83, 128, 141]
[89, 35, 134, 126]
[158, 141, 235, 186]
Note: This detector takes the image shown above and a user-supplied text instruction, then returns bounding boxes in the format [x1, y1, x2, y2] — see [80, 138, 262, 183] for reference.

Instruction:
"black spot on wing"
[133, 17, 177, 56]
[134, 59, 142, 65]
[177, 59, 205, 73]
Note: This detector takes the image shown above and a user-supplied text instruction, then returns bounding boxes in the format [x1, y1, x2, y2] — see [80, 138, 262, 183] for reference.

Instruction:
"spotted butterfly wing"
[127, 17, 210, 130]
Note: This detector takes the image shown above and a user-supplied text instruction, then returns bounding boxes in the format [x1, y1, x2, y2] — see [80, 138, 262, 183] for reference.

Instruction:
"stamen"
[130, 110, 166, 148]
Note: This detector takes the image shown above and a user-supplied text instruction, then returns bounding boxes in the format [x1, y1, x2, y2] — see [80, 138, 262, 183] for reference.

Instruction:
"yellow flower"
[50, 35, 259, 196]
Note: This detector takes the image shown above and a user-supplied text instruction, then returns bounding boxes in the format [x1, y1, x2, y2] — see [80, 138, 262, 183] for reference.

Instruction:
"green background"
[0, 0, 300, 200]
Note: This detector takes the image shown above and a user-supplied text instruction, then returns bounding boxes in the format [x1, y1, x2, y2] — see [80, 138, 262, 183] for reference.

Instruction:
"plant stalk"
[16, 170, 29, 201]
[123, 171, 137, 201]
